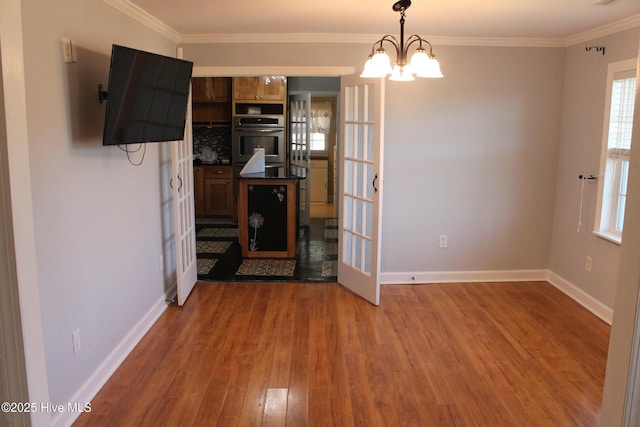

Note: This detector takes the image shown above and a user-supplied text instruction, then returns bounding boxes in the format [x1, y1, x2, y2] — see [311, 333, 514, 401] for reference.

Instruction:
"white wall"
[549, 28, 640, 309]
[19, 0, 176, 414]
[382, 46, 563, 274]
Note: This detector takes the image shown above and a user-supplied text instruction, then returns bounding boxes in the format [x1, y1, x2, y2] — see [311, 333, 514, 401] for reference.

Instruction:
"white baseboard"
[51, 294, 170, 427]
[381, 269, 613, 325]
[381, 269, 549, 285]
[546, 271, 613, 325]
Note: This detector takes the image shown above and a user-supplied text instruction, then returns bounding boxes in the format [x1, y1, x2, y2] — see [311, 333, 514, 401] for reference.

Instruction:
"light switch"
[62, 37, 76, 63]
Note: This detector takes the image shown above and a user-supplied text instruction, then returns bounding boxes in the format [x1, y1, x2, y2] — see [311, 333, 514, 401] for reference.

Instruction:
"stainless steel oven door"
[235, 127, 285, 163]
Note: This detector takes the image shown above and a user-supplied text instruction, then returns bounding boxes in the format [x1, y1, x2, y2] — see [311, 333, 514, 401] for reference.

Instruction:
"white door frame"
[601, 43, 640, 426]
[0, 34, 29, 427]
[0, 0, 51, 425]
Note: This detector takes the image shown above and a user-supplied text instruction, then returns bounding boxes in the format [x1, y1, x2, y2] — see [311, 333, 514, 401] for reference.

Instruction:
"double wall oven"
[234, 115, 285, 167]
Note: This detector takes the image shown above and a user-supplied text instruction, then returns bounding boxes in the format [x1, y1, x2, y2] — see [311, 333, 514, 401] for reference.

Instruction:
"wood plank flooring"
[73, 281, 610, 427]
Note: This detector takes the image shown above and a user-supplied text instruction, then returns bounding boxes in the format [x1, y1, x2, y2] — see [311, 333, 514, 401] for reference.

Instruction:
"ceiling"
[124, 0, 640, 43]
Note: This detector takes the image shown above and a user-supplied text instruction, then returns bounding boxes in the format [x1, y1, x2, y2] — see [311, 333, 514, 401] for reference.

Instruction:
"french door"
[289, 93, 312, 227]
[337, 75, 384, 305]
[172, 85, 197, 306]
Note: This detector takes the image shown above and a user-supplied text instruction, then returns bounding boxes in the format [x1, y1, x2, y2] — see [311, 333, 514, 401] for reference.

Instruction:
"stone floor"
[196, 217, 337, 282]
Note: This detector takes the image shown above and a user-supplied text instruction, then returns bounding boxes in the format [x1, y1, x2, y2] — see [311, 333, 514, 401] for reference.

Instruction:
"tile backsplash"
[193, 126, 232, 161]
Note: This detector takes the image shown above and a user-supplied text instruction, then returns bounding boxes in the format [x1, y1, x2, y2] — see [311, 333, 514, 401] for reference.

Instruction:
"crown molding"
[564, 13, 640, 46]
[178, 32, 568, 48]
[104, 0, 638, 49]
[180, 33, 373, 45]
[102, 0, 180, 43]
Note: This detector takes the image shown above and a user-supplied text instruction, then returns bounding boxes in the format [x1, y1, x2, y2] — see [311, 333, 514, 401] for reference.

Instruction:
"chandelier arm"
[376, 35, 401, 56]
[405, 36, 435, 55]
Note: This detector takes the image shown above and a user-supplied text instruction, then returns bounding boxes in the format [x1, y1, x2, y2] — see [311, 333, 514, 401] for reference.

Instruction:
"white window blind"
[608, 71, 636, 160]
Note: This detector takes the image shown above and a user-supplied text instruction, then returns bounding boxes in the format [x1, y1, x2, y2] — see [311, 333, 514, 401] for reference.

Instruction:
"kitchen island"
[237, 171, 299, 258]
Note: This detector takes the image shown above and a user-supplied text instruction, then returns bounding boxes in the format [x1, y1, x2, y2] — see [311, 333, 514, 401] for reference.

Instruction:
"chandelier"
[361, 0, 443, 81]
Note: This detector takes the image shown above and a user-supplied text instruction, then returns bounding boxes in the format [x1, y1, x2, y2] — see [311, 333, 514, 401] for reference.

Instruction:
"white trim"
[102, 0, 639, 48]
[546, 271, 613, 324]
[594, 230, 623, 245]
[192, 66, 355, 78]
[380, 269, 548, 285]
[179, 33, 568, 48]
[381, 269, 613, 325]
[565, 14, 640, 47]
[101, 0, 180, 43]
[51, 296, 170, 427]
[1, 1, 52, 426]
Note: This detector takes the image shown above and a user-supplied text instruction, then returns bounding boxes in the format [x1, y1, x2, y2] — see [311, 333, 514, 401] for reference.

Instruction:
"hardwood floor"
[73, 281, 610, 427]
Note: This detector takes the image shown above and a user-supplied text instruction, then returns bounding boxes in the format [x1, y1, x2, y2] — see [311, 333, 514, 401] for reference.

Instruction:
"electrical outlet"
[159, 254, 164, 273]
[439, 235, 448, 248]
[72, 329, 81, 354]
[586, 256, 592, 272]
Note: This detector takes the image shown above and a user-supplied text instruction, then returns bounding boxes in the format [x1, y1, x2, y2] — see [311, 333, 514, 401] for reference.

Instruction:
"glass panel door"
[338, 76, 384, 305]
[289, 93, 311, 227]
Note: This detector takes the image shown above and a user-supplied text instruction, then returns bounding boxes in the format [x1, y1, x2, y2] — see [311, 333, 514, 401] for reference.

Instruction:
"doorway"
[288, 77, 340, 223]
[192, 75, 341, 282]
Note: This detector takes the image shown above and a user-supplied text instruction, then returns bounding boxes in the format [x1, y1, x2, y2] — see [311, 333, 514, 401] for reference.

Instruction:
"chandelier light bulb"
[361, 55, 386, 78]
[416, 56, 443, 78]
[389, 65, 415, 81]
[371, 49, 393, 75]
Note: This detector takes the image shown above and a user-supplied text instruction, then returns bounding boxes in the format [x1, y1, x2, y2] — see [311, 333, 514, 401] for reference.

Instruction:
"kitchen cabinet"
[204, 166, 233, 217]
[192, 77, 232, 124]
[233, 76, 286, 102]
[310, 160, 328, 203]
[194, 165, 234, 217]
[192, 77, 231, 102]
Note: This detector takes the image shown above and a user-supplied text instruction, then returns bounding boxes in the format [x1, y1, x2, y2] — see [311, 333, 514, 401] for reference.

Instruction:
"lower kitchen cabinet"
[194, 165, 234, 218]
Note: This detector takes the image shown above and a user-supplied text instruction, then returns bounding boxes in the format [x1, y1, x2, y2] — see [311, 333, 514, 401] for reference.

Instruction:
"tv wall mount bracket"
[98, 84, 108, 103]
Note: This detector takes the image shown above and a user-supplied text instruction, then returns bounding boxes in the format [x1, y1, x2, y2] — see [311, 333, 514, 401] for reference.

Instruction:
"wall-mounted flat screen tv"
[102, 44, 193, 145]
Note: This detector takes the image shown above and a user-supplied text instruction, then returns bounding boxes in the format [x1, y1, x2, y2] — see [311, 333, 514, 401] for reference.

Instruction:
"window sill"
[593, 230, 622, 246]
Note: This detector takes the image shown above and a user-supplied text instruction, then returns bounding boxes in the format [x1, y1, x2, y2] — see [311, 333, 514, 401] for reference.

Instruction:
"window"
[310, 132, 326, 151]
[595, 59, 637, 244]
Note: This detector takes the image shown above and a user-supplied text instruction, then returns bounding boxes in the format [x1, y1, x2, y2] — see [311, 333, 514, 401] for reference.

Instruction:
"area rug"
[197, 258, 218, 275]
[236, 259, 297, 277]
[197, 227, 239, 238]
[321, 260, 337, 277]
[196, 240, 232, 254]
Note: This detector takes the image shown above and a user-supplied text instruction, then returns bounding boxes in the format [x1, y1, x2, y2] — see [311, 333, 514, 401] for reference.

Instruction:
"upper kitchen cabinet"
[192, 77, 231, 102]
[192, 77, 232, 124]
[233, 76, 286, 102]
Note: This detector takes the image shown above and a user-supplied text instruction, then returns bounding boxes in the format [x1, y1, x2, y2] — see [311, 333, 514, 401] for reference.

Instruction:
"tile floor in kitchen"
[196, 203, 337, 282]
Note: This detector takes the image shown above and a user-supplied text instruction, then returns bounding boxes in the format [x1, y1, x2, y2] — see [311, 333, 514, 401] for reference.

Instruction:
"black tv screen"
[102, 44, 193, 145]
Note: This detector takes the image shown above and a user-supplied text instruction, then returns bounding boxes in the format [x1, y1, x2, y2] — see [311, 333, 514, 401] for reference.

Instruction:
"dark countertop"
[193, 160, 232, 166]
[238, 171, 299, 180]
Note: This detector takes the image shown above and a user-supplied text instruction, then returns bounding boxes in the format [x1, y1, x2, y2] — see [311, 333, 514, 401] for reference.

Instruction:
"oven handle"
[234, 128, 283, 133]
